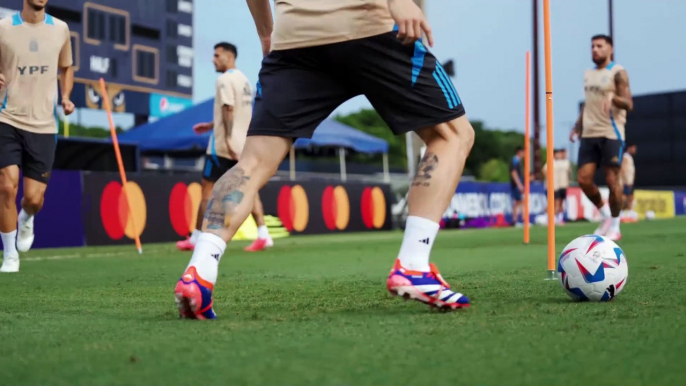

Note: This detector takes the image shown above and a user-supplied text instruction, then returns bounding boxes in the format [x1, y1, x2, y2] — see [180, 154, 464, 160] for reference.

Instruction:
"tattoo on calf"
[203, 167, 250, 230]
[412, 152, 439, 187]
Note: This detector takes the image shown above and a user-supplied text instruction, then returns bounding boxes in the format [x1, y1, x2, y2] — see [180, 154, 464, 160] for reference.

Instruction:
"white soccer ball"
[645, 210, 656, 220]
[557, 235, 628, 302]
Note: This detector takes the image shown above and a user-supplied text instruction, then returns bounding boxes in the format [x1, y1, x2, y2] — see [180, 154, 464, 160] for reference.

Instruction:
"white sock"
[1, 231, 18, 257]
[397, 216, 439, 272]
[186, 233, 226, 285]
[18, 209, 34, 225]
[611, 217, 621, 232]
[189, 229, 202, 244]
[257, 225, 270, 240]
[599, 204, 611, 219]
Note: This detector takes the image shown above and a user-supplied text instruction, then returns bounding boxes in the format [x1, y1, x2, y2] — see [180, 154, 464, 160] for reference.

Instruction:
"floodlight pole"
[609, 0, 615, 60]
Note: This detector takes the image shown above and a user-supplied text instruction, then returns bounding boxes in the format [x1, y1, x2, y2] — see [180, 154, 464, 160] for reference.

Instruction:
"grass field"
[1, 218, 685, 386]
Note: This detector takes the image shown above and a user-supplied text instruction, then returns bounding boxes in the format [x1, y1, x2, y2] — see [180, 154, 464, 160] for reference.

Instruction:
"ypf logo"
[361, 187, 387, 229]
[169, 182, 202, 236]
[277, 185, 309, 232]
[100, 181, 147, 240]
[322, 186, 350, 231]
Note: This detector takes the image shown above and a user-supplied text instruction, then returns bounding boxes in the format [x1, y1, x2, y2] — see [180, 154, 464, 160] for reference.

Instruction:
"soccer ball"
[557, 235, 628, 301]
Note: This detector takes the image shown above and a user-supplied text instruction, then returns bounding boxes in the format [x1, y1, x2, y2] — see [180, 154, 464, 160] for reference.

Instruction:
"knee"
[0, 178, 17, 202]
[23, 192, 43, 209]
[421, 116, 475, 152]
[237, 151, 279, 178]
[577, 173, 592, 188]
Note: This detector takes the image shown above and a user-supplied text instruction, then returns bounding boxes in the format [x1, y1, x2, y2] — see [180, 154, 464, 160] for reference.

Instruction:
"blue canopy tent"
[119, 99, 390, 181]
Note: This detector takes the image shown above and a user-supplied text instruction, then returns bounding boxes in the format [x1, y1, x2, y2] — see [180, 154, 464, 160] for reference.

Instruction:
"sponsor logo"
[17, 66, 49, 75]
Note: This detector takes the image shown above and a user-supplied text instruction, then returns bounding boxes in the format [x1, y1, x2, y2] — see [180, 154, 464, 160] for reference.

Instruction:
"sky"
[98, 0, 686, 149]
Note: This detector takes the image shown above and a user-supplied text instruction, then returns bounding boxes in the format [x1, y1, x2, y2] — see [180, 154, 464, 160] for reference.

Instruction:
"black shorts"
[249, 32, 466, 139]
[0, 122, 56, 183]
[202, 155, 237, 183]
[578, 137, 624, 168]
[555, 188, 567, 200]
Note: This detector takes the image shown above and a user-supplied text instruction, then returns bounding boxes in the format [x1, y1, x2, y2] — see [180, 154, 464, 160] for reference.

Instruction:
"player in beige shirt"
[175, 0, 476, 319]
[0, 0, 74, 273]
[542, 149, 572, 225]
[176, 43, 272, 254]
[570, 34, 633, 241]
[621, 143, 637, 211]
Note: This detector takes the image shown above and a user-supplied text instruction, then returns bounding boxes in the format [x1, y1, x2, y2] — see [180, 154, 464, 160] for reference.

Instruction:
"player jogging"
[510, 146, 525, 227]
[620, 143, 637, 219]
[542, 149, 572, 225]
[174, 0, 475, 318]
[0, 0, 74, 273]
[570, 34, 632, 241]
[176, 42, 273, 253]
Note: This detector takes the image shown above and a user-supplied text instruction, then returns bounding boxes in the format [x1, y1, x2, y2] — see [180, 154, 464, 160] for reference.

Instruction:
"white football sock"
[189, 229, 202, 244]
[18, 209, 33, 225]
[1, 230, 18, 257]
[186, 233, 226, 285]
[599, 204, 611, 219]
[611, 217, 621, 232]
[398, 216, 439, 272]
[257, 225, 270, 240]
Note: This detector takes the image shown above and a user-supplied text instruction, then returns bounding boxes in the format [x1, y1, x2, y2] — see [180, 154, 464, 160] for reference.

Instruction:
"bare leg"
[396, 115, 474, 271]
[0, 166, 19, 233]
[605, 167, 622, 218]
[203, 136, 291, 242]
[195, 180, 214, 231]
[251, 193, 266, 228]
[0, 166, 20, 272]
[512, 200, 520, 225]
[577, 163, 602, 208]
[407, 116, 475, 222]
[21, 177, 48, 215]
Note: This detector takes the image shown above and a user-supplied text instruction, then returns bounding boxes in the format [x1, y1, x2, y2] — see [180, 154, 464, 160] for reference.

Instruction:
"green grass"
[1, 219, 685, 386]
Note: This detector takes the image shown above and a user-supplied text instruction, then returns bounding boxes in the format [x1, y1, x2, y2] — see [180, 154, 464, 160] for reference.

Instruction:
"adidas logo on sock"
[211, 253, 220, 261]
[419, 238, 430, 245]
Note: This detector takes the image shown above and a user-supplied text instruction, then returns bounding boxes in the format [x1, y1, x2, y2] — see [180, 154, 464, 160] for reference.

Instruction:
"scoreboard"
[0, 0, 194, 119]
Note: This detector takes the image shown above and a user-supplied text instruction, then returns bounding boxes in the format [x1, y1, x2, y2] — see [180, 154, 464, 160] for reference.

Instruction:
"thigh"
[0, 122, 23, 170]
[601, 139, 624, 168]
[577, 138, 602, 168]
[346, 32, 465, 135]
[203, 155, 237, 183]
[248, 48, 358, 140]
[19, 130, 56, 184]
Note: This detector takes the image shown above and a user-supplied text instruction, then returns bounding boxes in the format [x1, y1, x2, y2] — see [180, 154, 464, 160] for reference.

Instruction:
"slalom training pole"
[542, 0, 556, 280]
[64, 114, 70, 138]
[524, 51, 531, 245]
[99, 78, 143, 254]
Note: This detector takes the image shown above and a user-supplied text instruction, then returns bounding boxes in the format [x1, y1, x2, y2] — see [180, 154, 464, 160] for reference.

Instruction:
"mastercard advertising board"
[82, 173, 392, 246]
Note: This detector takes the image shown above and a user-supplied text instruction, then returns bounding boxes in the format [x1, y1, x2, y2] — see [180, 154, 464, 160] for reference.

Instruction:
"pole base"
[544, 270, 557, 281]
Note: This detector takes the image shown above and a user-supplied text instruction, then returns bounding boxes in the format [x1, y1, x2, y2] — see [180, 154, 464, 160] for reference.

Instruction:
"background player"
[0, 0, 74, 273]
[570, 34, 632, 241]
[174, 0, 475, 318]
[176, 42, 273, 253]
[620, 143, 637, 219]
[542, 149, 572, 225]
[510, 146, 525, 227]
